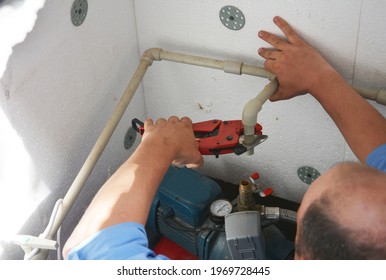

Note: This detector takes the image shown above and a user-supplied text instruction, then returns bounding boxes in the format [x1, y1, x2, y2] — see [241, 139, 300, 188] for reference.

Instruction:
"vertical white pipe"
[47, 56, 153, 241]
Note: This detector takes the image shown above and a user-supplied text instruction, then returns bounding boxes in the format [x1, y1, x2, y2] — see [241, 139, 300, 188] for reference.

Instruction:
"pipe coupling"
[224, 60, 243, 75]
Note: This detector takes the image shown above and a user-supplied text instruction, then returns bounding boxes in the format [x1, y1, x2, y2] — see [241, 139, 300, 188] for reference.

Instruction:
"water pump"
[146, 166, 296, 260]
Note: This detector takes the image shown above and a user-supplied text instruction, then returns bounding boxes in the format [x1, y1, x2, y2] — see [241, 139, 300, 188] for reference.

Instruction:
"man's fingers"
[186, 156, 204, 169]
[156, 118, 166, 125]
[263, 58, 280, 74]
[269, 87, 293, 102]
[273, 16, 300, 43]
[144, 118, 154, 130]
[150, 116, 193, 127]
[168, 116, 179, 123]
[180, 116, 193, 124]
[183, 154, 204, 169]
[258, 31, 287, 50]
[258, 17, 301, 48]
[269, 87, 307, 102]
[258, 48, 281, 60]
[269, 89, 283, 102]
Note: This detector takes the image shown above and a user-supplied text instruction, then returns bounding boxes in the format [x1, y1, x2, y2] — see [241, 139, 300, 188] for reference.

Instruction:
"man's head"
[295, 162, 386, 259]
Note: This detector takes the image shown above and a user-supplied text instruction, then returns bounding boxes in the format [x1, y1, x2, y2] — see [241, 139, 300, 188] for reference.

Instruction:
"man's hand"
[142, 116, 203, 168]
[258, 16, 337, 101]
[258, 16, 386, 163]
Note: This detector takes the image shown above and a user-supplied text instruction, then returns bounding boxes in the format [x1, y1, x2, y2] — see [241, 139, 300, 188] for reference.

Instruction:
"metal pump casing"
[146, 166, 294, 260]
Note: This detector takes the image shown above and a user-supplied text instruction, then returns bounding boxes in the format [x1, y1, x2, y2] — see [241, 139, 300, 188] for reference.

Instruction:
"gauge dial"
[210, 199, 232, 219]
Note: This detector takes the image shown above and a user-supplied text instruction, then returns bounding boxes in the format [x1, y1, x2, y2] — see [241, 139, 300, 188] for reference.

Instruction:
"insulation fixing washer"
[297, 166, 320, 185]
[219, 6, 245, 31]
[71, 0, 88, 26]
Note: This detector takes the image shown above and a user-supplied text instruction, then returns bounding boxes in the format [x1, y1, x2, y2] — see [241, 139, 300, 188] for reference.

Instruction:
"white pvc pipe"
[157, 49, 275, 79]
[46, 53, 154, 241]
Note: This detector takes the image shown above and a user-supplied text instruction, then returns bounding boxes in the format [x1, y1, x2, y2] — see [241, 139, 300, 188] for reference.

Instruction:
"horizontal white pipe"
[157, 49, 275, 80]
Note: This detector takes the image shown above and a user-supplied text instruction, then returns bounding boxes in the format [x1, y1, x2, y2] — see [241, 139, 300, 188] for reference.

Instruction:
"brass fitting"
[237, 179, 257, 211]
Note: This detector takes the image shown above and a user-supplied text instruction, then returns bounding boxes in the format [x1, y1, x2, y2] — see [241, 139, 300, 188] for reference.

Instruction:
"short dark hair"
[296, 197, 386, 259]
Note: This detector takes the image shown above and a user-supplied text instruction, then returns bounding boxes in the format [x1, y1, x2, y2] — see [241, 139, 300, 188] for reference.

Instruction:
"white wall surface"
[134, 0, 386, 202]
[0, 0, 144, 259]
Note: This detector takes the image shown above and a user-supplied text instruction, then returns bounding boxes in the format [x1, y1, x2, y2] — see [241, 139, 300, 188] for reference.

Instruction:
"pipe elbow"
[242, 99, 262, 127]
[141, 48, 162, 65]
[242, 78, 278, 136]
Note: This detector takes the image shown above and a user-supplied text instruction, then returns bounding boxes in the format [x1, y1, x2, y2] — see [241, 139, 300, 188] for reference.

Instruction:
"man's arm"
[63, 116, 203, 259]
[258, 16, 386, 162]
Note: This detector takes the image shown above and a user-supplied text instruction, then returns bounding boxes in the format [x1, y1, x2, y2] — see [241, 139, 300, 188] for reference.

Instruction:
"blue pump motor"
[146, 166, 294, 260]
[147, 166, 234, 259]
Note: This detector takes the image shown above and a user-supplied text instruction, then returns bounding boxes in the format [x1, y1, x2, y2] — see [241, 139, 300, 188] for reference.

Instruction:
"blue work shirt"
[67, 222, 168, 260]
[366, 143, 386, 172]
[67, 143, 386, 260]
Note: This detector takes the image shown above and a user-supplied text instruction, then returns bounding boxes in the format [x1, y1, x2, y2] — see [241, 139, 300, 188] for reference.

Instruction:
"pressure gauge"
[210, 199, 233, 223]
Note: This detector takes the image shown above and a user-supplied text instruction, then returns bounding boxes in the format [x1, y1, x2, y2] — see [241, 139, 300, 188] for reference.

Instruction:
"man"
[63, 17, 386, 260]
[294, 162, 386, 259]
[258, 16, 386, 259]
